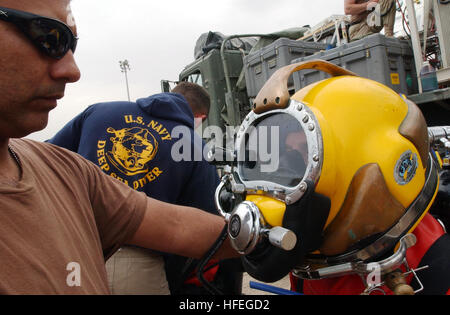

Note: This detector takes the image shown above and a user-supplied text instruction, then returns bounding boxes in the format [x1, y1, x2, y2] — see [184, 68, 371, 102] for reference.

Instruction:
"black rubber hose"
[196, 224, 229, 295]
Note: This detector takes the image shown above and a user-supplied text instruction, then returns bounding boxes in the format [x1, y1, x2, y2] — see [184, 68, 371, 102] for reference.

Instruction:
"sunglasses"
[0, 6, 78, 59]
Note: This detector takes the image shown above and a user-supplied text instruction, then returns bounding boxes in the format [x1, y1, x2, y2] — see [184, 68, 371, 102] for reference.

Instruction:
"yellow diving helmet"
[214, 60, 440, 283]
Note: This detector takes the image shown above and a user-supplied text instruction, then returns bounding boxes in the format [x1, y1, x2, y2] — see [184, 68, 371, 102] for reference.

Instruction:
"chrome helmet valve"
[225, 200, 298, 254]
[227, 201, 263, 255]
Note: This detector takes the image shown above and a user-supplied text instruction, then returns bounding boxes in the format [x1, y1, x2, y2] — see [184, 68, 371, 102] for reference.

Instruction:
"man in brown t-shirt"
[0, 0, 237, 294]
[344, 0, 396, 41]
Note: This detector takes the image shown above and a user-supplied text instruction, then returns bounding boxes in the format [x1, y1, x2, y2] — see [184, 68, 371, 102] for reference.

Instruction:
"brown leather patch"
[399, 99, 429, 168]
[320, 164, 405, 256]
[252, 60, 357, 114]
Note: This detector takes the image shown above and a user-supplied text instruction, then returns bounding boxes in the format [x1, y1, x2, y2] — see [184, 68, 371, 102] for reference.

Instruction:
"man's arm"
[128, 197, 239, 260]
[344, 0, 379, 15]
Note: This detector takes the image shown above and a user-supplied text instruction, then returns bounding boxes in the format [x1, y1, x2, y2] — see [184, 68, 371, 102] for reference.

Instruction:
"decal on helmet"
[229, 215, 241, 238]
[394, 150, 418, 185]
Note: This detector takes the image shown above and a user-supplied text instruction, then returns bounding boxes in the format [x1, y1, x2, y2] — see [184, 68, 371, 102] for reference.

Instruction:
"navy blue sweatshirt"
[48, 93, 219, 214]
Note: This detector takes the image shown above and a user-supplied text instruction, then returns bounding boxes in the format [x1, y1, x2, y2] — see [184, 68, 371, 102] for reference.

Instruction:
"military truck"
[162, 0, 449, 134]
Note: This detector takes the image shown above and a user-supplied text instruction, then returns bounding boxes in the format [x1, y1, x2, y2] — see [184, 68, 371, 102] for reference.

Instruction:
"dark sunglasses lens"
[28, 19, 74, 58]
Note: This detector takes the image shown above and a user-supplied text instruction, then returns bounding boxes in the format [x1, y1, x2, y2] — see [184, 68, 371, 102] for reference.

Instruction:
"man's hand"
[344, 0, 380, 15]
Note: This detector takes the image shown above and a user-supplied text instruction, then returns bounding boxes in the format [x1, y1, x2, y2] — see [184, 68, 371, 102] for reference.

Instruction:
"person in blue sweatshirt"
[48, 82, 242, 295]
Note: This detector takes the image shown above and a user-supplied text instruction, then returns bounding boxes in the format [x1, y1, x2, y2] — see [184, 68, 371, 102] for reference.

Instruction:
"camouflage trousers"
[349, 0, 396, 41]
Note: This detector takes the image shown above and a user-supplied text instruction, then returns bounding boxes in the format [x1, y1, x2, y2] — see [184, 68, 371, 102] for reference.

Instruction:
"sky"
[27, 0, 346, 141]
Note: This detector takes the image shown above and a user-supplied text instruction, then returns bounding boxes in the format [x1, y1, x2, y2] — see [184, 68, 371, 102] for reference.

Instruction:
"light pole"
[119, 60, 131, 101]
